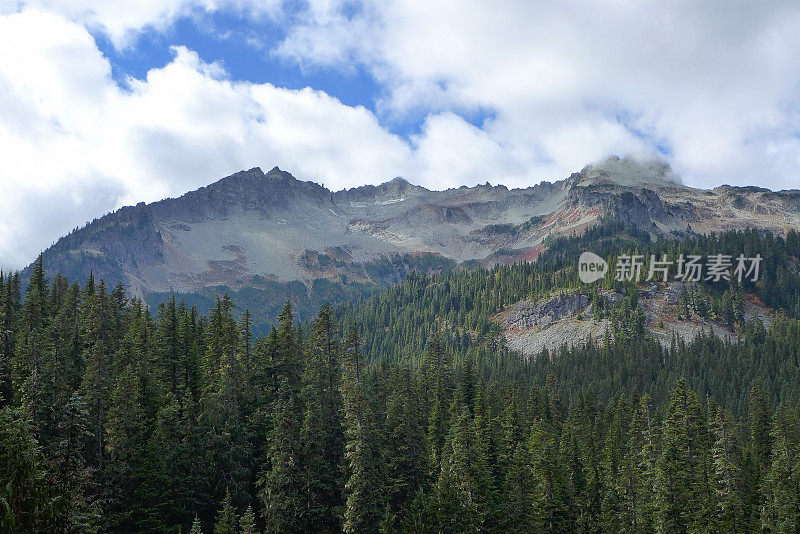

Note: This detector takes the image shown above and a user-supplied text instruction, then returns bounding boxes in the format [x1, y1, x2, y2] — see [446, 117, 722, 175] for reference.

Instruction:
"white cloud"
[3, 1, 800, 269]
[0, 0, 282, 47]
[278, 0, 800, 189]
[409, 113, 525, 189]
[0, 9, 413, 269]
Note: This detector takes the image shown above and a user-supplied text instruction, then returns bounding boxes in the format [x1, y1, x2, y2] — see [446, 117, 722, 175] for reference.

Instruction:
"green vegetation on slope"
[1, 223, 800, 532]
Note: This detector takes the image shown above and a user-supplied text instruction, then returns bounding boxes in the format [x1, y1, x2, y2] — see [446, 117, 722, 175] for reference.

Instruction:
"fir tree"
[258, 378, 304, 533]
[299, 303, 344, 532]
[342, 326, 383, 534]
[655, 379, 710, 533]
[49, 393, 100, 533]
[213, 488, 238, 534]
[189, 514, 204, 534]
[502, 441, 544, 532]
[239, 504, 257, 534]
[0, 406, 52, 531]
[424, 333, 452, 473]
[708, 407, 744, 531]
[760, 407, 800, 532]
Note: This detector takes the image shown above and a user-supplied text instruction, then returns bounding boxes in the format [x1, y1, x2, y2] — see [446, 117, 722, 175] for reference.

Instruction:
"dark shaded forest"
[2, 224, 800, 533]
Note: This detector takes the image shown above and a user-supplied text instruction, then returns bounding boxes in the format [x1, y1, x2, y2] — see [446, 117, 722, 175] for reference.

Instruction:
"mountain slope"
[24, 156, 800, 324]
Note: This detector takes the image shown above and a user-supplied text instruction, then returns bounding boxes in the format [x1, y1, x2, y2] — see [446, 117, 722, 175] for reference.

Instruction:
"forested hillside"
[2, 224, 800, 532]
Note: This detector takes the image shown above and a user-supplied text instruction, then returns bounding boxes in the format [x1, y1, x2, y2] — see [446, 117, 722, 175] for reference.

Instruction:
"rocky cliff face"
[497, 284, 772, 359]
[22, 155, 800, 324]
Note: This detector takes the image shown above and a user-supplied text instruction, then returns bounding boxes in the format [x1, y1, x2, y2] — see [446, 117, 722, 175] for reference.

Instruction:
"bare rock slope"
[497, 285, 772, 359]
[23, 155, 800, 321]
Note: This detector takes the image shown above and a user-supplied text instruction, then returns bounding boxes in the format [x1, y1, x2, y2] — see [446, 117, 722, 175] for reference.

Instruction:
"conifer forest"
[3, 224, 800, 533]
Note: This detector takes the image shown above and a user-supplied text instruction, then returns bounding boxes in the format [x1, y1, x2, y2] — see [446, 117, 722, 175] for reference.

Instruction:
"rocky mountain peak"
[376, 176, 426, 196]
[23, 157, 800, 329]
[571, 154, 682, 188]
[335, 175, 428, 204]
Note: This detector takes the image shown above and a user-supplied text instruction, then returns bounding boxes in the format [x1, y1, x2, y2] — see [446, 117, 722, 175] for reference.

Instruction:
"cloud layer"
[2, 1, 800, 269]
[278, 0, 800, 185]
[0, 9, 415, 268]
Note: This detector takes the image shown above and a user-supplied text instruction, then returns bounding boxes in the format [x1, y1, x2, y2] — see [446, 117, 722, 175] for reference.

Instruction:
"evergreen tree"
[3, 225, 800, 532]
[621, 394, 657, 533]
[239, 504, 257, 534]
[299, 303, 344, 532]
[213, 488, 238, 534]
[760, 407, 800, 532]
[104, 364, 149, 531]
[655, 380, 710, 533]
[709, 408, 744, 531]
[200, 295, 253, 510]
[528, 421, 569, 533]
[49, 393, 100, 533]
[259, 378, 304, 533]
[0, 406, 52, 531]
[383, 367, 428, 526]
[258, 303, 304, 534]
[502, 441, 544, 532]
[80, 280, 114, 479]
[424, 333, 452, 473]
[342, 326, 383, 534]
[190, 514, 204, 534]
[13, 254, 52, 435]
[0, 271, 21, 407]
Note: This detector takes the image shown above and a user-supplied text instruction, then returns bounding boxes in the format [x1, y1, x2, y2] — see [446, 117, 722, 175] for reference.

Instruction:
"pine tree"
[14, 254, 52, 435]
[258, 303, 304, 534]
[299, 303, 344, 532]
[424, 333, 452, 473]
[655, 379, 710, 533]
[50, 282, 84, 418]
[383, 367, 428, 526]
[213, 488, 238, 534]
[189, 514, 204, 534]
[141, 393, 198, 531]
[259, 379, 304, 533]
[564, 393, 602, 532]
[199, 294, 252, 509]
[433, 454, 472, 534]
[49, 393, 100, 533]
[528, 420, 570, 533]
[80, 280, 115, 479]
[599, 397, 629, 533]
[239, 504, 257, 534]
[239, 310, 253, 379]
[502, 441, 544, 532]
[620, 394, 657, 533]
[748, 382, 772, 475]
[400, 488, 434, 533]
[204, 295, 238, 391]
[342, 326, 383, 534]
[0, 270, 21, 407]
[0, 406, 52, 531]
[104, 364, 149, 531]
[4, 226, 800, 532]
[760, 407, 800, 532]
[709, 408, 743, 531]
[156, 296, 181, 395]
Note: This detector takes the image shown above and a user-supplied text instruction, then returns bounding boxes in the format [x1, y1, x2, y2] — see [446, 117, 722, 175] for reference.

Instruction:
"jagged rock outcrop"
[505, 294, 590, 329]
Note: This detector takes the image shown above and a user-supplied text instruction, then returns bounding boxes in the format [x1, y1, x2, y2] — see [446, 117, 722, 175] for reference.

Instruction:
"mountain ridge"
[22, 155, 800, 325]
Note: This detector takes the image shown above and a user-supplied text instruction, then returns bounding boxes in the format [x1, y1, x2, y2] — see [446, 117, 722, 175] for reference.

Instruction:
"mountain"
[23, 155, 800, 324]
[7, 197, 800, 533]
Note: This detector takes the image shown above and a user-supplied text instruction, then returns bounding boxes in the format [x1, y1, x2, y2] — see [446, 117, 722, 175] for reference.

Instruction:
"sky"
[1, 0, 800, 270]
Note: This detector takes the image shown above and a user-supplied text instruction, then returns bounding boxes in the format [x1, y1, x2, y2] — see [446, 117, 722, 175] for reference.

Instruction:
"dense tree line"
[1, 224, 800, 532]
